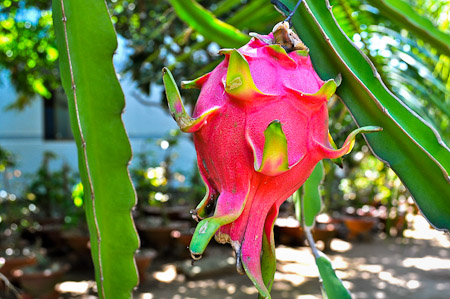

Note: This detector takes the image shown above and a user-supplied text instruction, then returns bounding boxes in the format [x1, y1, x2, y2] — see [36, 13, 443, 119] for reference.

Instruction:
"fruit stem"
[284, 0, 304, 25]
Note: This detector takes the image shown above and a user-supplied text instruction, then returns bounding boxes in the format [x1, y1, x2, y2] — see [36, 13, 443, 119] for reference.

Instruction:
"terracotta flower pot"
[13, 263, 70, 298]
[137, 220, 190, 253]
[61, 231, 92, 268]
[135, 249, 157, 283]
[171, 229, 194, 259]
[274, 218, 305, 246]
[38, 223, 66, 254]
[344, 217, 375, 240]
[312, 225, 337, 251]
[0, 255, 37, 280]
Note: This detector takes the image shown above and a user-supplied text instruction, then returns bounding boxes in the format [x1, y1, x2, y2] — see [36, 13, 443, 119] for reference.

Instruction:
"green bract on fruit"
[162, 22, 380, 299]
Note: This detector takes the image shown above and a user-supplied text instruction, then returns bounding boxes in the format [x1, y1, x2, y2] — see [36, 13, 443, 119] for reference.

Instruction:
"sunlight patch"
[153, 265, 177, 283]
[403, 256, 450, 271]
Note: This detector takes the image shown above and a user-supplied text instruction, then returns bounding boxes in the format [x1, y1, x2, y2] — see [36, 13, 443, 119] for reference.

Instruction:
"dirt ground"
[48, 215, 450, 298]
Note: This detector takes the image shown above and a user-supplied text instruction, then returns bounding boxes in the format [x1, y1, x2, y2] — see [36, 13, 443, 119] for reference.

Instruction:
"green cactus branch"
[365, 0, 450, 57]
[53, 2, 104, 294]
[282, 0, 450, 232]
[333, 0, 390, 87]
[294, 162, 324, 228]
[52, 0, 139, 298]
[168, 0, 250, 48]
[166, 0, 280, 72]
[302, 202, 352, 298]
[296, 162, 352, 298]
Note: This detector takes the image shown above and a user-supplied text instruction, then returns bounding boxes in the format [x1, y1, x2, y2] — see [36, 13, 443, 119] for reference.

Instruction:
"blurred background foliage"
[1, 0, 449, 223]
[0, 0, 57, 109]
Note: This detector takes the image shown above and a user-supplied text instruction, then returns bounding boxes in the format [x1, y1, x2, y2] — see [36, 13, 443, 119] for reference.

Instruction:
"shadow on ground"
[10, 215, 448, 299]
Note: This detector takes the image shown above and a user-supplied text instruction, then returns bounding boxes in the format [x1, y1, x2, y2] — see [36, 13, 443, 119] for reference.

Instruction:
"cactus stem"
[57, 0, 104, 296]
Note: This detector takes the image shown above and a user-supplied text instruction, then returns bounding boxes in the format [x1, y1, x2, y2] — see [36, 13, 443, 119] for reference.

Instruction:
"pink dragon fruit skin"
[162, 24, 380, 298]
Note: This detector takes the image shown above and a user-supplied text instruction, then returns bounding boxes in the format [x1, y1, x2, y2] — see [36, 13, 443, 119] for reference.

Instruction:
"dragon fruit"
[162, 22, 380, 298]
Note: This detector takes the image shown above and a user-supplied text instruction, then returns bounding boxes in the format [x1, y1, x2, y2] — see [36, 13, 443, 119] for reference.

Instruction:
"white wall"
[0, 37, 196, 186]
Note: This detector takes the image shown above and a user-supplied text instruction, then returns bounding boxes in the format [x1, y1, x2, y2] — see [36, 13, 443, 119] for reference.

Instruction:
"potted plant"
[26, 152, 76, 221]
[0, 178, 38, 282]
[60, 182, 92, 267]
[12, 247, 70, 299]
[134, 248, 157, 282]
[25, 152, 78, 254]
[131, 133, 197, 256]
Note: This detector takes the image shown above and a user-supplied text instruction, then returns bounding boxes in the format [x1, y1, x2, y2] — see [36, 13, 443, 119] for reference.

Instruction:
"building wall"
[0, 70, 196, 183]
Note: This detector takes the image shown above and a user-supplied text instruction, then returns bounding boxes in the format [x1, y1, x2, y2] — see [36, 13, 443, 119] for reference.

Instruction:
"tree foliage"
[1, 0, 279, 109]
[0, 0, 57, 109]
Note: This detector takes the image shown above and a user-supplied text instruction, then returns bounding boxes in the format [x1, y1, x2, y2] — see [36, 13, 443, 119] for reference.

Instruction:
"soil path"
[46, 215, 449, 298]
[134, 215, 450, 299]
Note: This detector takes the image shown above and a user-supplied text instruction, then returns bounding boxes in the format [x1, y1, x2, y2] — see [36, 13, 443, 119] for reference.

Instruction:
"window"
[43, 89, 73, 140]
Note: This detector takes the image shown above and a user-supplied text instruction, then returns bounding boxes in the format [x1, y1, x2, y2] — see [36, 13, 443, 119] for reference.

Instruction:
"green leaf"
[293, 161, 324, 227]
[213, 0, 243, 17]
[315, 253, 352, 299]
[168, 0, 250, 48]
[282, 0, 450, 232]
[52, 1, 139, 298]
[299, 182, 351, 299]
[227, 0, 281, 30]
[366, 0, 450, 57]
[303, 162, 325, 228]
